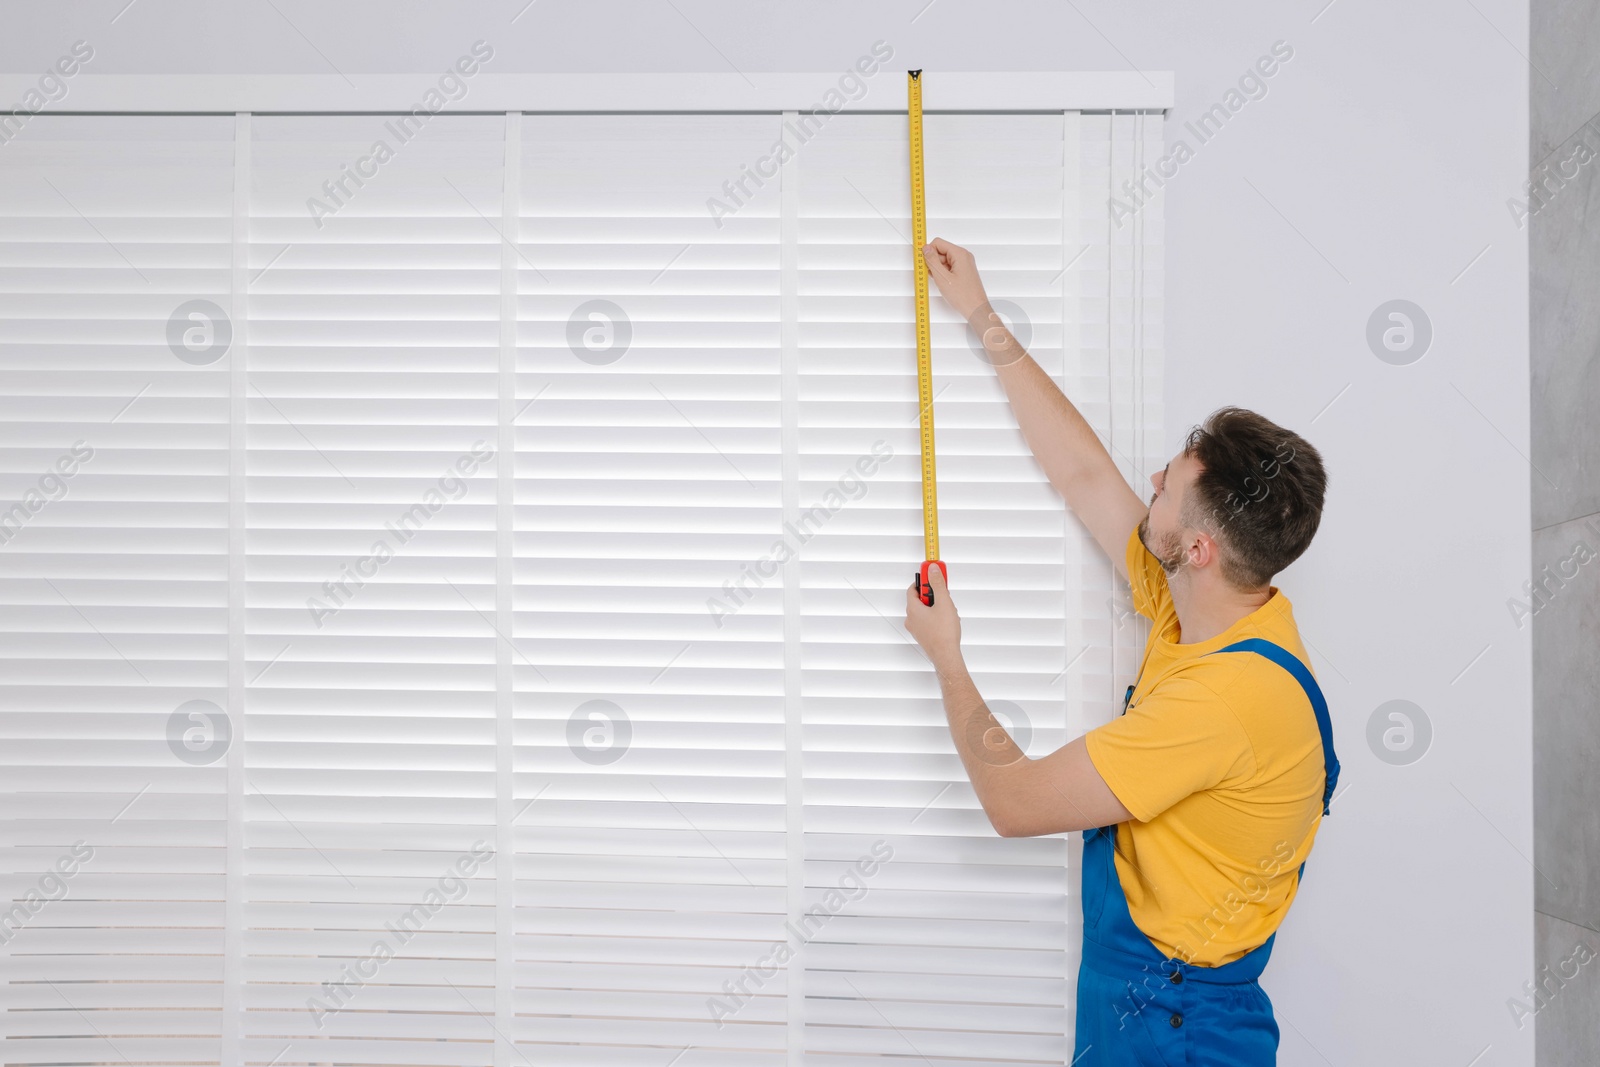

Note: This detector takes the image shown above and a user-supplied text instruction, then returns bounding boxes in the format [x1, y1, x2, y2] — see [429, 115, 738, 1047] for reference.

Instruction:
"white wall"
[4, 2, 1534, 1063]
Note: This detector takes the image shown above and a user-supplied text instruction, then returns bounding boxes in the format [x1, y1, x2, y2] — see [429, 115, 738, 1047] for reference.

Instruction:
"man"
[904, 237, 1338, 1066]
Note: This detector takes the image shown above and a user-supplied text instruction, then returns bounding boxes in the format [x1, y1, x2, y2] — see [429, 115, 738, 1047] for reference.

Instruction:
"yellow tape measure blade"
[908, 70, 939, 565]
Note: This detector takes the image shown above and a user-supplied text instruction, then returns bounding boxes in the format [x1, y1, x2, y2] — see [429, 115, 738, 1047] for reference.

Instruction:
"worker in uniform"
[905, 238, 1339, 1065]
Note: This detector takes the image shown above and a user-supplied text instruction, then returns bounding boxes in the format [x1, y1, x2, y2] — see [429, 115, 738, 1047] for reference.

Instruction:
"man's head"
[1137, 406, 1327, 591]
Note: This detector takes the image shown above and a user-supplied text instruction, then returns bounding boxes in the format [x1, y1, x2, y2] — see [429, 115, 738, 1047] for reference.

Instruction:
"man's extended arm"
[937, 660, 1134, 836]
[904, 566, 1134, 836]
[923, 238, 1147, 582]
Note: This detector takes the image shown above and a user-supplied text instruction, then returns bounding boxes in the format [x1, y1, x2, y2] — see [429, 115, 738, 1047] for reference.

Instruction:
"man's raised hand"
[922, 237, 990, 321]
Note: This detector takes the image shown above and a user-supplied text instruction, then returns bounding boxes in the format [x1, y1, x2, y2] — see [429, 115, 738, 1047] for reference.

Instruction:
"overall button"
[1169, 1013, 1183, 1028]
[1168, 970, 1183, 984]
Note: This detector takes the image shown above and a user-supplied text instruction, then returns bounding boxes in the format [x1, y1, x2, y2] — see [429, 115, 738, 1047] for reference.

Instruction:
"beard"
[1138, 512, 1187, 577]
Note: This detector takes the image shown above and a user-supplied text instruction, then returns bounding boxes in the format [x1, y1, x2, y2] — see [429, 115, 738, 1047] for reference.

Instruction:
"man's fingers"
[925, 237, 971, 272]
[926, 564, 948, 595]
[928, 236, 972, 268]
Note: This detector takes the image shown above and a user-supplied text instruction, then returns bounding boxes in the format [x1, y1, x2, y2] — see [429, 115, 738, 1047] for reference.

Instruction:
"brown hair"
[1179, 406, 1327, 589]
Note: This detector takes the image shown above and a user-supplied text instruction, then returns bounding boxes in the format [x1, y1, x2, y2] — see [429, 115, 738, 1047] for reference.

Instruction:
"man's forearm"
[932, 655, 1028, 836]
[972, 312, 1123, 499]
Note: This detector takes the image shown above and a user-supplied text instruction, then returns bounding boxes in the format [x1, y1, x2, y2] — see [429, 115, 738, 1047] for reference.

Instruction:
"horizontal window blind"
[0, 104, 1164, 1067]
[243, 112, 505, 1062]
[0, 114, 236, 1063]
[513, 112, 789, 1059]
[799, 110, 1078, 1065]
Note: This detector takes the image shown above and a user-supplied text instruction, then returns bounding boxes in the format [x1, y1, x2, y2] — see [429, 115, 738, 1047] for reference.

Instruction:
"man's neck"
[1168, 574, 1274, 645]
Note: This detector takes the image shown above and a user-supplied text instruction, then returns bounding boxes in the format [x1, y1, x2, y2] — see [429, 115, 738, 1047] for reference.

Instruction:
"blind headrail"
[0, 72, 1175, 114]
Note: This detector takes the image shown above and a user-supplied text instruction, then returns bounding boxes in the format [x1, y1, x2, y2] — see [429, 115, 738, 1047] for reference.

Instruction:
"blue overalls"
[1072, 638, 1341, 1066]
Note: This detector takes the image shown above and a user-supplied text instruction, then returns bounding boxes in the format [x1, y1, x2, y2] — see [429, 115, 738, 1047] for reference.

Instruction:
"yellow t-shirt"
[1083, 522, 1328, 967]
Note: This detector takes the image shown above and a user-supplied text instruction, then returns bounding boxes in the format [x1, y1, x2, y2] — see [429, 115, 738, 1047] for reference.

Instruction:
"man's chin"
[1138, 520, 1183, 576]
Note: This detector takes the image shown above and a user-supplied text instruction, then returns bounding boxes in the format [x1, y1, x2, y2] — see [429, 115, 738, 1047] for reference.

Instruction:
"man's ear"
[1189, 530, 1219, 570]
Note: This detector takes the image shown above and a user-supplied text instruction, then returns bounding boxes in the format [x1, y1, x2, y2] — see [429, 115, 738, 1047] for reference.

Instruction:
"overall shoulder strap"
[1208, 637, 1340, 816]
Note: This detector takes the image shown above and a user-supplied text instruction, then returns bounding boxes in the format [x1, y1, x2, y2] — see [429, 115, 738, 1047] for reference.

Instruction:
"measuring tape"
[908, 69, 947, 607]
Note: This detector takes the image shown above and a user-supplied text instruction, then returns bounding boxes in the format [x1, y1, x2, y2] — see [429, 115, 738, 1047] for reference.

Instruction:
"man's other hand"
[905, 563, 962, 672]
